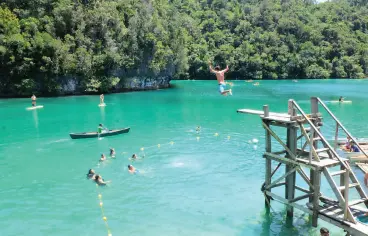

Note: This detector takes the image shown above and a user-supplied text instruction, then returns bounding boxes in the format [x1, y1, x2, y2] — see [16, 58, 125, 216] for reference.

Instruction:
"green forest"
[1, 0, 368, 95]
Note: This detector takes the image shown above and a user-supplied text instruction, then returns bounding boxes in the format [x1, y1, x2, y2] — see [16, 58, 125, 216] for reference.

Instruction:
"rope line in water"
[96, 186, 112, 236]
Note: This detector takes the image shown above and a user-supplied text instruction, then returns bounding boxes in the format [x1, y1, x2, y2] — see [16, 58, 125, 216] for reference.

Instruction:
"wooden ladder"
[293, 100, 368, 223]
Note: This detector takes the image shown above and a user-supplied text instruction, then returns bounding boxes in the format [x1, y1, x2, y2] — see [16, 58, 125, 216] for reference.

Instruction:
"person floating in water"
[110, 148, 116, 158]
[100, 154, 106, 162]
[94, 175, 110, 186]
[196, 126, 201, 133]
[208, 61, 232, 96]
[341, 136, 352, 151]
[87, 169, 96, 179]
[130, 154, 141, 161]
[31, 94, 36, 107]
[128, 164, 139, 174]
[339, 96, 344, 102]
[350, 141, 360, 153]
[100, 94, 104, 104]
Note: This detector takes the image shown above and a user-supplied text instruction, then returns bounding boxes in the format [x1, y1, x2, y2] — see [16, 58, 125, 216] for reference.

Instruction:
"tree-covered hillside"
[0, 0, 368, 95]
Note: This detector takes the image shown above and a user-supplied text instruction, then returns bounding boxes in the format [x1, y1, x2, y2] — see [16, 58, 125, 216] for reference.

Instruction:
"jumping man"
[208, 61, 232, 96]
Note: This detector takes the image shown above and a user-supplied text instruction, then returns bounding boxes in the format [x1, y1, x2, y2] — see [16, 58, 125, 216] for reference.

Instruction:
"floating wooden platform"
[351, 155, 368, 163]
[356, 163, 368, 174]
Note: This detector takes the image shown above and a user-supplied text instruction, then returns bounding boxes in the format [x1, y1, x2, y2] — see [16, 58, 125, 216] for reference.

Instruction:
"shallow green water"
[1, 79, 368, 236]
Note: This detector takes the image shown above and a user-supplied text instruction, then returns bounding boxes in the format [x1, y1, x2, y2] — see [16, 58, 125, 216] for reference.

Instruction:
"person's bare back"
[208, 62, 232, 95]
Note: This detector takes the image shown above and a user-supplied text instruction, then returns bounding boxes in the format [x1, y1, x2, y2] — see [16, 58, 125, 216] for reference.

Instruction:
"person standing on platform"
[31, 94, 37, 107]
[100, 94, 104, 105]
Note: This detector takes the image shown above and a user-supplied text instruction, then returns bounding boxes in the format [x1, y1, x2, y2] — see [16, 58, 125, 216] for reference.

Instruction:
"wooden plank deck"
[356, 163, 368, 174]
[351, 156, 368, 163]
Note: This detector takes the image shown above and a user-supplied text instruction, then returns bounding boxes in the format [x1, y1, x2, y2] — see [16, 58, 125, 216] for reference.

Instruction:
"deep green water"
[1, 79, 368, 236]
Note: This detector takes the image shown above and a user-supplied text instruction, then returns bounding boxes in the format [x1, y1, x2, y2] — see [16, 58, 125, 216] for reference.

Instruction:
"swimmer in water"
[87, 169, 96, 179]
[128, 164, 139, 174]
[196, 126, 201, 133]
[110, 148, 116, 158]
[100, 154, 106, 162]
[130, 154, 140, 161]
[94, 175, 110, 186]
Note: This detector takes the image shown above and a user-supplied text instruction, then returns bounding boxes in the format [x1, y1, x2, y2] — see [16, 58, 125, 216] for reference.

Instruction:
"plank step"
[348, 198, 368, 207]
[313, 137, 322, 141]
[305, 127, 321, 132]
[316, 148, 330, 153]
[330, 170, 346, 176]
[337, 183, 360, 191]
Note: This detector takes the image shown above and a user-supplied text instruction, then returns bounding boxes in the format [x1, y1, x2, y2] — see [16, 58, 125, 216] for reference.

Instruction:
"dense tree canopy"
[0, 0, 367, 95]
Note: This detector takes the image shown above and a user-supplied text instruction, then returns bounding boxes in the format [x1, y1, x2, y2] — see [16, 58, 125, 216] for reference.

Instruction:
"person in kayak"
[97, 124, 107, 138]
[31, 94, 36, 106]
[208, 61, 232, 96]
[338, 96, 344, 102]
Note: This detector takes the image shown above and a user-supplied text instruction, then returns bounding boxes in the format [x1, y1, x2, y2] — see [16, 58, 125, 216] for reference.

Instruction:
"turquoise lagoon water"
[0, 79, 368, 235]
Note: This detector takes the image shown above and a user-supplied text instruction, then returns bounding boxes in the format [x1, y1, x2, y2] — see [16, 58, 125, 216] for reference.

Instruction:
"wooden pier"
[237, 97, 368, 236]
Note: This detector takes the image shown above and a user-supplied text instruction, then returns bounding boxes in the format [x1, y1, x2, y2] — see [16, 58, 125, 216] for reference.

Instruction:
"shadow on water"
[32, 109, 39, 129]
[238, 205, 319, 236]
[267, 208, 316, 236]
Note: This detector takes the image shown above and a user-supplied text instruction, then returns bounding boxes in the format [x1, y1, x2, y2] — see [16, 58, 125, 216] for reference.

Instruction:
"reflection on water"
[100, 106, 105, 123]
[32, 109, 38, 129]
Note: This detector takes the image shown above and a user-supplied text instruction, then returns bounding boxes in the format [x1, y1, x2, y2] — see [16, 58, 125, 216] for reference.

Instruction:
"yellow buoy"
[228, 136, 231, 140]
[99, 202, 103, 207]
[196, 137, 200, 140]
[215, 133, 219, 136]
[157, 144, 160, 148]
[140, 147, 144, 151]
[170, 141, 174, 145]
[103, 216, 107, 221]
[98, 194, 102, 199]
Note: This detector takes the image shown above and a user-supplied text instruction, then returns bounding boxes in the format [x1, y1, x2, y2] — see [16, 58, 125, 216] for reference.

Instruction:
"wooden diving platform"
[238, 98, 368, 236]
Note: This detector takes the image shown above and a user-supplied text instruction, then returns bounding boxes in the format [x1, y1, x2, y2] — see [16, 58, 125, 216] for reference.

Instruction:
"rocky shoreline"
[0, 76, 171, 98]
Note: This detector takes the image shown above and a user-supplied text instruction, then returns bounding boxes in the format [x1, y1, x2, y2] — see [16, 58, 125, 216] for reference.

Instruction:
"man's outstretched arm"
[221, 65, 229, 73]
[208, 61, 216, 73]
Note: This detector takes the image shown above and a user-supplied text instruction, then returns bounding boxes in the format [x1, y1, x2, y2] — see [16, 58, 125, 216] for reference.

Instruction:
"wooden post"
[285, 100, 297, 217]
[264, 105, 272, 206]
[334, 122, 339, 150]
[263, 105, 269, 117]
[344, 169, 349, 220]
[310, 97, 320, 226]
[312, 168, 321, 227]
